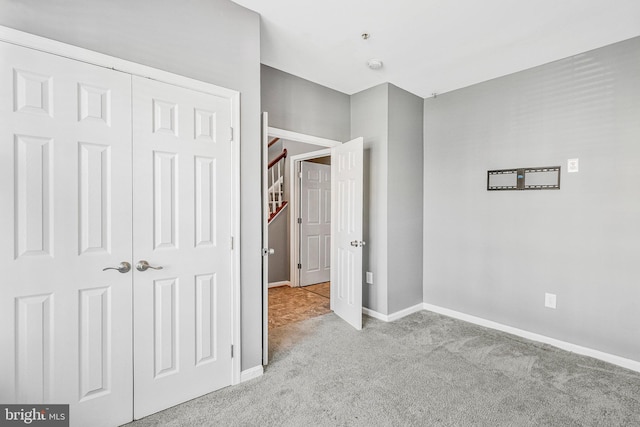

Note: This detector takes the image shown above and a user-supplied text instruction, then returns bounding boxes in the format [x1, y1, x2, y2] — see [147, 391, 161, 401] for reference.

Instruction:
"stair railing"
[267, 148, 287, 220]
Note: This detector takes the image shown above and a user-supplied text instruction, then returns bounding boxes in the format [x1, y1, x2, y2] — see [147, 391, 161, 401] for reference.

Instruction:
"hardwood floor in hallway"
[268, 282, 331, 330]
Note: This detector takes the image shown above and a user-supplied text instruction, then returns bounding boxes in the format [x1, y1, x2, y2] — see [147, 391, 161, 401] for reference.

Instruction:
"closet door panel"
[0, 41, 133, 427]
[132, 76, 233, 419]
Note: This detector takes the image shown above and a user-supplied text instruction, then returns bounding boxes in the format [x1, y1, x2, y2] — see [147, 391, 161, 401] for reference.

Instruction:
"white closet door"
[300, 161, 331, 286]
[0, 42, 133, 427]
[132, 76, 233, 419]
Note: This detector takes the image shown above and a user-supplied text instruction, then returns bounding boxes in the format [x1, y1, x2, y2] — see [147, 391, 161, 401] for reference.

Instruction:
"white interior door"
[132, 76, 233, 418]
[330, 137, 364, 330]
[300, 161, 331, 286]
[0, 42, 133, 426]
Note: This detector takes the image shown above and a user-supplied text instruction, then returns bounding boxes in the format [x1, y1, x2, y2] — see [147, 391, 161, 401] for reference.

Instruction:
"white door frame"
[267, 127, 341, 288]
[288, 149, 331, 287]
[262, 127, 339, 366]
[0, 25, 243, 385]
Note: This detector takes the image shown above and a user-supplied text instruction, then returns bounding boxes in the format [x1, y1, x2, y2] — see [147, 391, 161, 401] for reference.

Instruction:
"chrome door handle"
[350, 240, 366, 248]
[136, 260, 164, 272]
[103, 262, 131, 273]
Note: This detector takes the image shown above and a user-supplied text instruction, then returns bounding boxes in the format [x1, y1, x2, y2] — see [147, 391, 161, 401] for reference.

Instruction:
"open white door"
[261, 112, 270, 365]
[330, 137, 364, 330]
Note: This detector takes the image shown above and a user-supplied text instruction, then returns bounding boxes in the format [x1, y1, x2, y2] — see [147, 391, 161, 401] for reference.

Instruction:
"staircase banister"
[268, 148, 287, 170]
[268, 137, 280, 148]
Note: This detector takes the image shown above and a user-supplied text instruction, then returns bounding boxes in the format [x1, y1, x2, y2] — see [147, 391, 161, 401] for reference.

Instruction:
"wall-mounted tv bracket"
[487, 166, 561, 191]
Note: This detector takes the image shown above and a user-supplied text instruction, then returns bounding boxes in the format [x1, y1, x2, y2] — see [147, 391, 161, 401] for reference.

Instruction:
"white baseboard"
[422, 303, 640, 374]
[362, 307, 388, 321]
[363, 303, 424, 322]
[268, 281, 290, 288]
[240, 365, 264, 383]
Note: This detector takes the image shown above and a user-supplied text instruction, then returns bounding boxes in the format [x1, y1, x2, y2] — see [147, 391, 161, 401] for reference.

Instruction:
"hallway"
[268, 283, 331, 329]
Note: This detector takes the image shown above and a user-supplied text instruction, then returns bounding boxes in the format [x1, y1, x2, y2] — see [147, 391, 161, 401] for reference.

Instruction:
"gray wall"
[0, 0, 264, 370]
[267, 206, 289, 283]
[423, 37, 640, 361]
[262, 64, 350, 141]
[387, 85, 424, 313]
[351, 84, 389, 314]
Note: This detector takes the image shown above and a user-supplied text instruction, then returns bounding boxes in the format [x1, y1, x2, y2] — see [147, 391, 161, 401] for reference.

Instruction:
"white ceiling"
[231, 0, 640, 97]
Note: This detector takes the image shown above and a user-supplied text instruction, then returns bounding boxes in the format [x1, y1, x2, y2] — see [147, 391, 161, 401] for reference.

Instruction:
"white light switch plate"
[545, 293, 557, 309]
[568, 158, 579, 173]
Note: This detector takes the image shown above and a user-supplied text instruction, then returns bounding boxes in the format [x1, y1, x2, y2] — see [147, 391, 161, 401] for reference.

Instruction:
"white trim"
[0, 25, 243, 386]
[388, 303, 425, 321]
[268, 127, 341, 147]
[362, 308, 389, 321]
[287, 149, 332, 287]
[363, 303, 424, 322]
[230, 90, 241, 385]
[261, 113, 270, 366]
[240, 365, 264, 383]
[268, 281, 291, 288]
[422, 303, 640, 374]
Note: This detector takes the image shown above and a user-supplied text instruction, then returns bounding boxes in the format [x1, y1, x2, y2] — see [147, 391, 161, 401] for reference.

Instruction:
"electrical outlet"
[568, 158, 579, 173]
[545, 293, 557, 309]
[366, 271, 373, 284]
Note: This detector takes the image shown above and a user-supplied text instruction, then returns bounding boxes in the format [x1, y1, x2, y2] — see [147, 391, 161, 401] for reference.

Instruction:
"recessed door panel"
[15, 293, 53, 403]
[78, 84, 111, 125]
[153, 278, 178, 378]
[13, 69, 53, 116]
[79, 287, 111, 401]
[14, 134, 53, 258]
[195, 156, 216, 247]
[194, 109, 216, 141]
[79, 142, 111, 255]
[195, 273, 217, 365]
[153, 151, 178, 250]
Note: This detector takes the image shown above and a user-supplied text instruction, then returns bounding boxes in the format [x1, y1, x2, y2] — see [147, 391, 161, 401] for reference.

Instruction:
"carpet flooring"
[125, 311, 640, 426]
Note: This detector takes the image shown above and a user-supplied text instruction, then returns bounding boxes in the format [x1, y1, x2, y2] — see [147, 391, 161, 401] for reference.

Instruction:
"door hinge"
[297, 218, 302, 224]
[231, 345, 234, 358]
[297, 263, 302, 269]
[299, 172, 302, 178]
[230, 127, 234, 142]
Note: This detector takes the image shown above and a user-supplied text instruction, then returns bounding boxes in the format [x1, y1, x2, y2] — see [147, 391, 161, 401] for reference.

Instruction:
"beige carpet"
[126, 311, 640, 426]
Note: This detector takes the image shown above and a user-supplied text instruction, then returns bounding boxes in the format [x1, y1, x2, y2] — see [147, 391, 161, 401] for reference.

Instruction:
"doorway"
[261, 119, 365, 365]
[269, 154, 332, 331]
[261, 123, 341, 364]
[299, 158, 331, 287]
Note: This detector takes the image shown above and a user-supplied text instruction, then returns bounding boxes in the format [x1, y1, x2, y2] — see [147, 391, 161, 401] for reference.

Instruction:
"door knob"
[103, 262, 131, 273]
[350, 240, 366, 248]
[136, 260, 164, 272]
